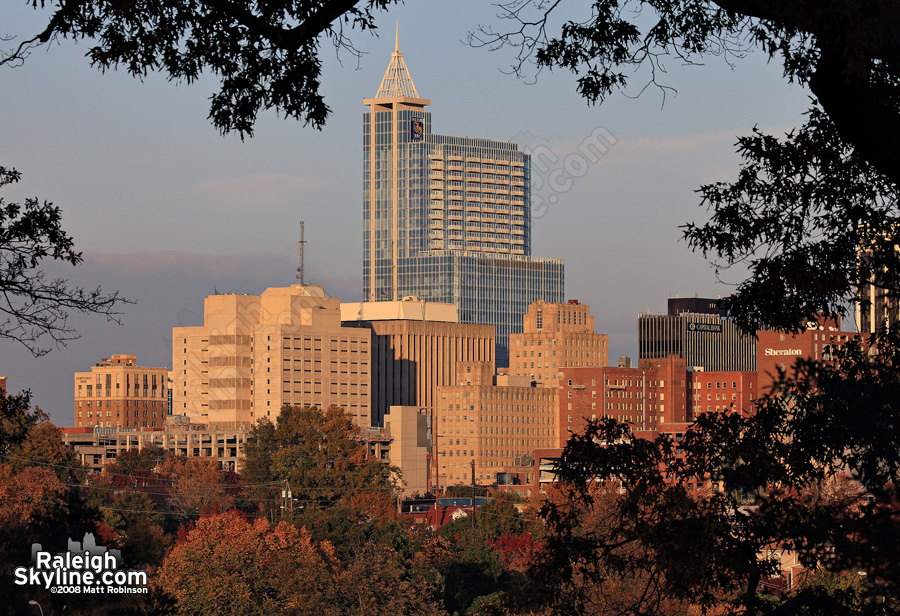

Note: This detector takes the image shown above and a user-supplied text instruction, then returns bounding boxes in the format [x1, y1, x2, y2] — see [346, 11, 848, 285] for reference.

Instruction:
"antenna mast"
[296, 221, 306, 284]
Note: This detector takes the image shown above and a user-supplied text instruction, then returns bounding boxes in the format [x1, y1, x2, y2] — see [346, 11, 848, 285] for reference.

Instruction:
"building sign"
[411, 120, 424, 141]
[687, 322, 722, 333]
[764, 348, 803, 356]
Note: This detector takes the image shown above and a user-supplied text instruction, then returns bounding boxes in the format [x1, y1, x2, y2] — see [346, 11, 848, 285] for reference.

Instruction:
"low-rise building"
[62, 421, 251, 472]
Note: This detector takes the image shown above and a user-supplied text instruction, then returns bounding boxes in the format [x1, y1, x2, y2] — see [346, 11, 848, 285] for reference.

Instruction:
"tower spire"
[374, 22, 420, 99]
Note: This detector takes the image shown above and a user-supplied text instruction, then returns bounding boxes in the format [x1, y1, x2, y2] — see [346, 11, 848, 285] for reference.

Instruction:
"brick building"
[74, 355, 169, 429]
[756, 316, 859, 393]
[686, 369, 758, 420]
[557, 355, 688, 447]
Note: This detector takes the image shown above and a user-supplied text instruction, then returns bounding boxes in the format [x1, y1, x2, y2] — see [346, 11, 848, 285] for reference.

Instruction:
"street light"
[28, 600, 44, 616]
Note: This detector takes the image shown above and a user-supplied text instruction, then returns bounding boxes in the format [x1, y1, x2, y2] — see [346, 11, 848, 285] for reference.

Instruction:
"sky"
[0, 2, 815, 426]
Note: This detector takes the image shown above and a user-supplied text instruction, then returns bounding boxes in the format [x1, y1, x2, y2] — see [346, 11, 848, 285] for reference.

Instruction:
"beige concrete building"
[509, 300, 609, 385]
[74, 354, 169, 429]
[62, 422, 250, 472]
[342, 299, 494, 426]
[173, 285, 372, 427]
[435, 361, 558, 488]
[383, 405, 430, 496]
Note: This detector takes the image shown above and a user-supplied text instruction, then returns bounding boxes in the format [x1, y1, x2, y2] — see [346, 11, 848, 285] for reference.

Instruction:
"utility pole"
[280, 480, 293, 520]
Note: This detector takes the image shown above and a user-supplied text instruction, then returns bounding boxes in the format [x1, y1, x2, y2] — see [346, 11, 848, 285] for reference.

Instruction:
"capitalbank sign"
[764, 348, 803, 357]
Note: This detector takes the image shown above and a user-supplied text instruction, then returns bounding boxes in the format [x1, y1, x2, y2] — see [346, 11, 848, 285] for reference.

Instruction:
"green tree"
[243, 405, 398, 506]
[106, 444, 168, 476]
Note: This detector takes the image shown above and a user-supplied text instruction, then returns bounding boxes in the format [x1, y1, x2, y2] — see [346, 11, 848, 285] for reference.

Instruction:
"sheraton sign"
[764, 348, 803, 357]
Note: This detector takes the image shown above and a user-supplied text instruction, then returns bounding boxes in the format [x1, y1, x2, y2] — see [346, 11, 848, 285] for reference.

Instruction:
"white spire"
[375, 23, 419, 99]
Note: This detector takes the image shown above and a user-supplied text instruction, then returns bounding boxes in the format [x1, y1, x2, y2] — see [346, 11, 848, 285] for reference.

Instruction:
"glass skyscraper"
[362, 33, 565, 365]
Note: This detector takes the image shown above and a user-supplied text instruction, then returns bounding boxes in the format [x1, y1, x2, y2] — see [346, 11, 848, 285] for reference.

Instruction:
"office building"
[509, 299, 609, 384]
[342, 298, 494, 427]
[362, 33, 565, 366]
[639, 297, 756, 371]
[172, 285, 372, 427]
[686, 368, 758, 420]
[434, 361, 558, 487]
[558, 356, 688, 447]
[74, 354, 168, 429]
[857, 282, 899, 333]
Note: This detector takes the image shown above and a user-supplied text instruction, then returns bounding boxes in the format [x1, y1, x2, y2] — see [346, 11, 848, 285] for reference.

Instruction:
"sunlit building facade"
[639, 297, 756, 372]
[74, 354, 169, 429]
[510, 299, 609, 385]
[362, 32, 564, 366]
[172, 285, 372, 428]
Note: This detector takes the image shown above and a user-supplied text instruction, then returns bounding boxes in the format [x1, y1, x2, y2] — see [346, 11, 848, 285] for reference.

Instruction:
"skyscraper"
[362, 30, 565, 366]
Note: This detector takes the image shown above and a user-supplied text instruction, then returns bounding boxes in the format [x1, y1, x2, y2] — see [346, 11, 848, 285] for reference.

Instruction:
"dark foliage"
[4, 0, 402, 137]
[519, 331, 900, 615]
[0, 167, 126, 356]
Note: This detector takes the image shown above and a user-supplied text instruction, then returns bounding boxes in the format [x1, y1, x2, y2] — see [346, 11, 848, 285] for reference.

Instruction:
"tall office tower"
[509, 299, 609, 385]
[639, 297, 756, 372]
[74, 354, 169, 429]
[362, 32, 565, 367]
[173, 285, 372, 428]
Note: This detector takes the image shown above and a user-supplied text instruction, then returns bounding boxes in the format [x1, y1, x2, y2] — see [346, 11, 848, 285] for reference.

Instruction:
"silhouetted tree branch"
[0, 166, 126, 356]
[2, 0, 402, 137]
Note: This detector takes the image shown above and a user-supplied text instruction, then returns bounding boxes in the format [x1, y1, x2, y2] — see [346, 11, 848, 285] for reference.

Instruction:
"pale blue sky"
[0, 2, 814, 425]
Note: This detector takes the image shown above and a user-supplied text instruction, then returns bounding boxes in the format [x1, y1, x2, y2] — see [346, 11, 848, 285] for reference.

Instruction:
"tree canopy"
[3, 0, 401, 137]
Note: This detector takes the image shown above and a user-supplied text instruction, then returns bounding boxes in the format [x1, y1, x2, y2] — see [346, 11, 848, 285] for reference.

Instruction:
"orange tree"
[159, 512, 339, 616]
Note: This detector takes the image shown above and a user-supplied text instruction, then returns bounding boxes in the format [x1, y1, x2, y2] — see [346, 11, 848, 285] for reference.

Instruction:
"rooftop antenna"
[296, 221, 307, 284]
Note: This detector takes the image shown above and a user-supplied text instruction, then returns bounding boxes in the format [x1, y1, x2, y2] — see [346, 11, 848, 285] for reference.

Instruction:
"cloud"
[179, 174, 330, 210]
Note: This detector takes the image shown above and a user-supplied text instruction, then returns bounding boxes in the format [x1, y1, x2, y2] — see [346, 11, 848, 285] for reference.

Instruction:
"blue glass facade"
[363, 62, 564, 366]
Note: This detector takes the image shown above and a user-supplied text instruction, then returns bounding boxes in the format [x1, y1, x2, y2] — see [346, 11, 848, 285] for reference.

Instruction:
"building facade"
[756, 316, 859, 393]
[74, 355, 169, 429]
[172, 285, 372, 427]
[509, 300, 609, 385]
[558, 356, 688, 447]
[362, 35, 564, 366]
[686, 369, 758, 420]
[342, 299, 494, 427]
[62, 422, 250, 472]
[434, 361, 558, 487]
[639, 297, 756, 371]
